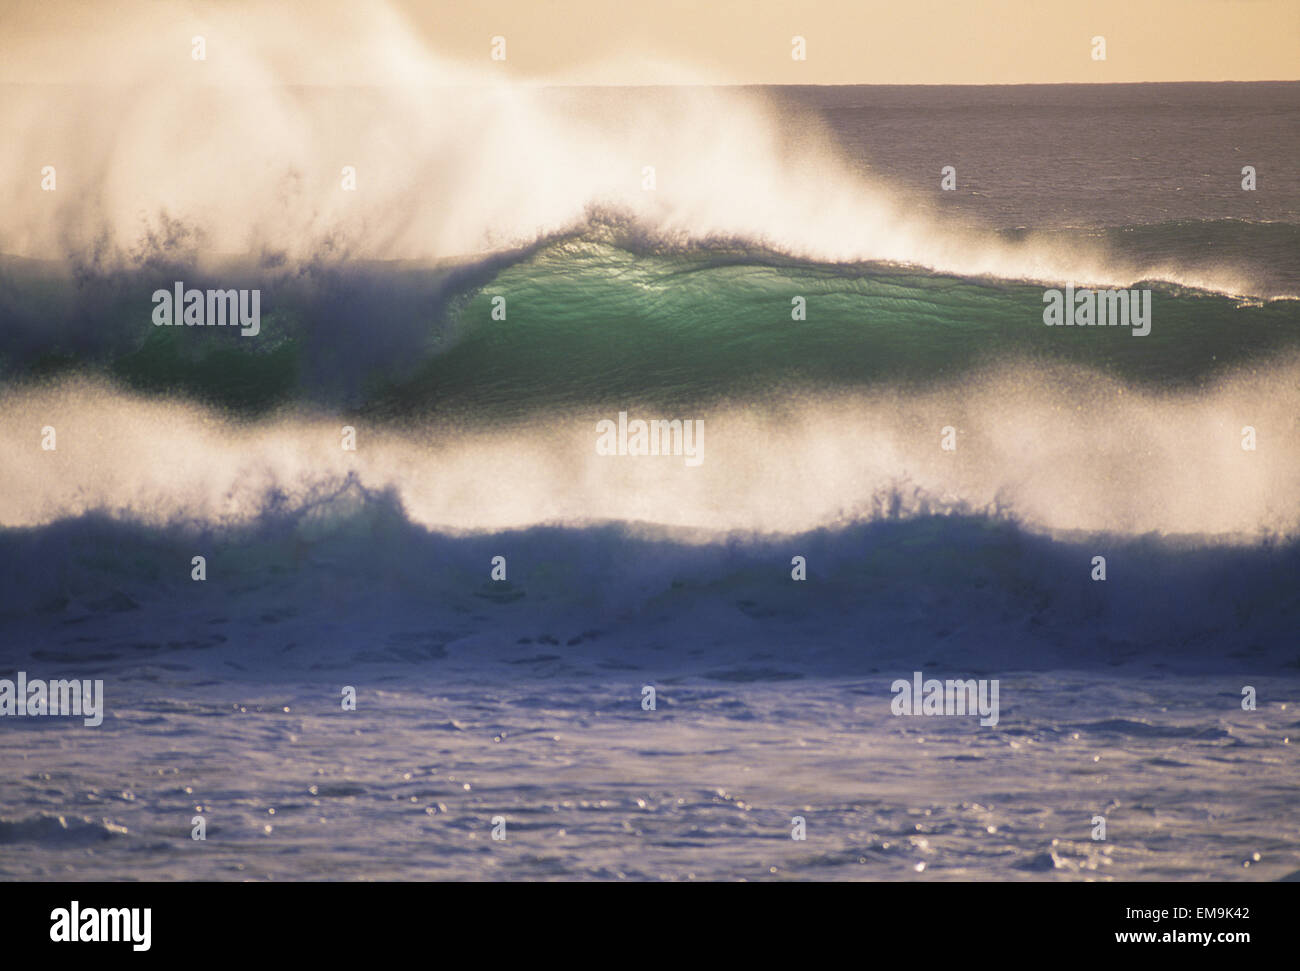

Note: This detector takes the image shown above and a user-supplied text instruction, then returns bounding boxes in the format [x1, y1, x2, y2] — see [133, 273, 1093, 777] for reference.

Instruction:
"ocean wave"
[2, 494, 1298, 674]
[3, 236, 1298, 416]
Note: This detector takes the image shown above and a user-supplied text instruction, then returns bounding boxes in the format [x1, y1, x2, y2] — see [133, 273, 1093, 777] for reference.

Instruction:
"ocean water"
[1, 81, 1298, 881]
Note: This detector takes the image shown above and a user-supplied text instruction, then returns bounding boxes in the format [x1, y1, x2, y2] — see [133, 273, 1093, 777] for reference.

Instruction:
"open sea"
[1, 81, 1297, 881]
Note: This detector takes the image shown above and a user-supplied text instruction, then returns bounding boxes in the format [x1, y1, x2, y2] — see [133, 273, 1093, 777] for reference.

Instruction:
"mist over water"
[1, 4, 1291, 298]
[3, 362, 1297, 540]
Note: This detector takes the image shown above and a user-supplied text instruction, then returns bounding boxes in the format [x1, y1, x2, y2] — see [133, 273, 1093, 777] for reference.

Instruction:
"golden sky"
[2, 0, 1297, 84]
[403, 0, 1300, 84]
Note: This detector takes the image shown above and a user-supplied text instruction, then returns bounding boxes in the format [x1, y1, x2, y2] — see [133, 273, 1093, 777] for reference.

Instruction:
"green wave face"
[3, 239, 1298, 419]
[368, 240, 1300, 421]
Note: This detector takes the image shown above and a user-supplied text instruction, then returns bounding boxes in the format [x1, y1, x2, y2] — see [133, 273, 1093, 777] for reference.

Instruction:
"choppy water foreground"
[1, 506, 1298, 881]
[2, 665, 1297, 881]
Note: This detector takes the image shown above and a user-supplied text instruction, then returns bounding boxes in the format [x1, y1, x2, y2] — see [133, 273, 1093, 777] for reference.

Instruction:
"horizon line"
[3, 79, 1297, 88]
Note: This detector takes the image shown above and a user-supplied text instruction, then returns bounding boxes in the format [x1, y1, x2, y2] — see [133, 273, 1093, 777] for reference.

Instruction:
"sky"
[397, 0, 1300, 84]
[1, 0, 1297, 85]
